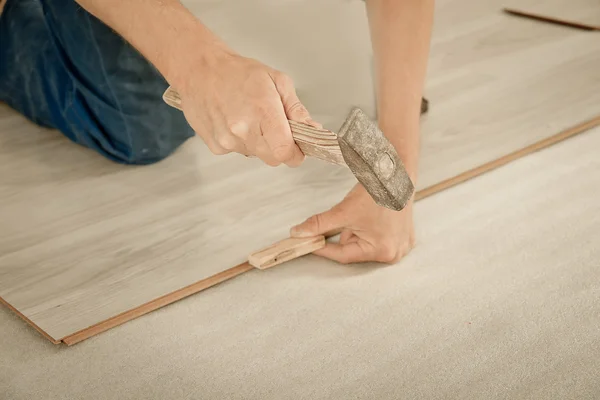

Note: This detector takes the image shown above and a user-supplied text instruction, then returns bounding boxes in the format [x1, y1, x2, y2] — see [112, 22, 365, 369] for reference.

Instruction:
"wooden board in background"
[504, 0, 600, 30]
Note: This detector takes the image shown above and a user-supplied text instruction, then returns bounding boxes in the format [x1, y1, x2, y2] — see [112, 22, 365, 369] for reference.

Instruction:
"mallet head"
[337, 108, 414, 211]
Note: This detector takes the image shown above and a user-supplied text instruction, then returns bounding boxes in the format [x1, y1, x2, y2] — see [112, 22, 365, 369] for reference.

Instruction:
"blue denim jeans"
[0, 0, 194, 164]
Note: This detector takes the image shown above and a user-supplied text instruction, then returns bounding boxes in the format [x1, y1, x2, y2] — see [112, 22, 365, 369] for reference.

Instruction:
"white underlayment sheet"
[1, 0, 599, 341]
[1, 127, 599, 400]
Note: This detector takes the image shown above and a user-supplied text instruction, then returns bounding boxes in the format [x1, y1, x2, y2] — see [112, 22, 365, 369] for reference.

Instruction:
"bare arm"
[75, 0, 317, 166]
[366, 0, 434, 183]
[75, 0, 224, 91]
[291, 0, 434, 264]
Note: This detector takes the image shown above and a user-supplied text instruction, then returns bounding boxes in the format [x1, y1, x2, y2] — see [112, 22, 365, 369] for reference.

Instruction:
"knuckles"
[195, 128, 231, 155]
[207, 143, 230, 155]
[375, 239, 415, 264]
[375, 242, 400, 264]
[228, 120, 250, 140]
[271, 144, 294, 162]
[215, 134, 238, 151]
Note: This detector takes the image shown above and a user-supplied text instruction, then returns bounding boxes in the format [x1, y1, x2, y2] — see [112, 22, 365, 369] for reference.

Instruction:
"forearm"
[365, 0, 434, 182]
[74, 0, 230, 91]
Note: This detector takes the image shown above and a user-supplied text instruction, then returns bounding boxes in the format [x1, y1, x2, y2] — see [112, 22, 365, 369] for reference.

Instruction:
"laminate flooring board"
[504, 0, 600, 30]
[184, 0, 600, 190]
[0, 105, 355, 341]
[60, 112, 600, 345]
[2, 127, 599, 400]
[1, 0, 600, 342]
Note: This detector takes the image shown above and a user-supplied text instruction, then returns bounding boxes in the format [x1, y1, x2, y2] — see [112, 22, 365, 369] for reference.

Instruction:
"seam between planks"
[61, 262, 254, 345]
[3, 115, 600, 345]
[415, 115, 600, 200]
[503, 8, 600, 31]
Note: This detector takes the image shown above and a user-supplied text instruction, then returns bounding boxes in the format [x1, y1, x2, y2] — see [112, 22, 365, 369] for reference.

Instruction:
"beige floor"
[1, 0, 600, 342]
[2, 127, 599, 400]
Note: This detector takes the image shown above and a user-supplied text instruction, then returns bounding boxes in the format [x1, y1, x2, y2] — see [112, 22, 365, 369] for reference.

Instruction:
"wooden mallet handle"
[163, 86, 346, 166]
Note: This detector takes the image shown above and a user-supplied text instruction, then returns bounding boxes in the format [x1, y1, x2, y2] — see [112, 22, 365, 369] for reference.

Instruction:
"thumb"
[271, 72, 322, 128]
[290, 207, 347, 238]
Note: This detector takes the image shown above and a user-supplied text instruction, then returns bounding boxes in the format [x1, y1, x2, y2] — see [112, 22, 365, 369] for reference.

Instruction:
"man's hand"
[74, 0, 319, 167]
[290, 183, 415, 264]
[178, 48, 320, 167]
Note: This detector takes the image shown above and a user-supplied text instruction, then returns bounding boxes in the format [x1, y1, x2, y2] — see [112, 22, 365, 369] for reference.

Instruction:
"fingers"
[194, 127, 231, 156]
[252, 136, 281, 166]
[217, 110, 302, 167]
[259, 105, 305, 167]
[272, 72, 322, 128]
[290, 207, 347, 238]
[313, 242, 373, 264]
[189, 64, 317, 167]
[314, 239, 413, 265]
[213, 129, 244, 154]
[339, 229, 357, 244]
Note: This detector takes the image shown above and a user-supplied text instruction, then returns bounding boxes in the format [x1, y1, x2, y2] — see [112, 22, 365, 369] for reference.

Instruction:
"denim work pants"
[0, 0, 194, 164]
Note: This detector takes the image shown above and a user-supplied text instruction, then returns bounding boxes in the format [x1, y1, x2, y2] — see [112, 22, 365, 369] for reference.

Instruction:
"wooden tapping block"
[248, 236, 326, 270]
[163, 86, 415, 211]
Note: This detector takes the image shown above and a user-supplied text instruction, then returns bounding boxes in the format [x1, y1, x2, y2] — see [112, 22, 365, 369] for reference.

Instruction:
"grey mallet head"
[337, 108, 415, 211]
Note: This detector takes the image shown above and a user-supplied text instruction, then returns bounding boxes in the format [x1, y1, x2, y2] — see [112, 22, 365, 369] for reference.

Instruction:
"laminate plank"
[1, 0, 600, 343]
[61, 262, 254, 346]
[416, 114, 600, 200]
[56, 113, 599, 345]
[2, 126, 599, 399]
[0, 111, 354, 341]
[504, 0, 600, 30]
[0, 296, 60, 344]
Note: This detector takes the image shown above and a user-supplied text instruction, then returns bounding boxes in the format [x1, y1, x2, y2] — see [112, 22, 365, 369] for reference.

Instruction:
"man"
[0, 0, 433, 264]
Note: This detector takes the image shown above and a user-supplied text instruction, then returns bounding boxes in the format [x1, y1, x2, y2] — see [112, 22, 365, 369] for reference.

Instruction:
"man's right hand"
[177, 47, 320, 167]
[71, 0, 319, 166]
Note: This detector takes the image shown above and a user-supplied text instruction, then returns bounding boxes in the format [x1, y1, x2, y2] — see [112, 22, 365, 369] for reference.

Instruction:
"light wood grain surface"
[1, 126, 599, 400]
[1, 0, 599, 342]
[504, 0, 600, 30]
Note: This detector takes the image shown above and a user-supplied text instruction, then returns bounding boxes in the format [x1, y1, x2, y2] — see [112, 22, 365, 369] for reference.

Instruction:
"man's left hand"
[290, 183, 416, 264]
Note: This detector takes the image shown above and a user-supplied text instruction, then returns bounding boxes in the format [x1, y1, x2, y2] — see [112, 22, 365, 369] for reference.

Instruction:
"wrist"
[165, 26, 233, 93]
[170, 42, 235, 99]
[379, 122, 420, 184]
[150, 5, 234, 94]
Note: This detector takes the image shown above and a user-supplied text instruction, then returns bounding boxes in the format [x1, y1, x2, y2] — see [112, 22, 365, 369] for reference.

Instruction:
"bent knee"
[124, 122, 194, 165]
[81, 102, 195, 165]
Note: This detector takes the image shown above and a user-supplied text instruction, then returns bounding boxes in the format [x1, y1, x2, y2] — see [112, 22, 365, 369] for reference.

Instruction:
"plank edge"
[416, 114, 600, 200]
[503, 8, 600, 31]
[60, 262, 253, 345]
[0, 295, 61, 344]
